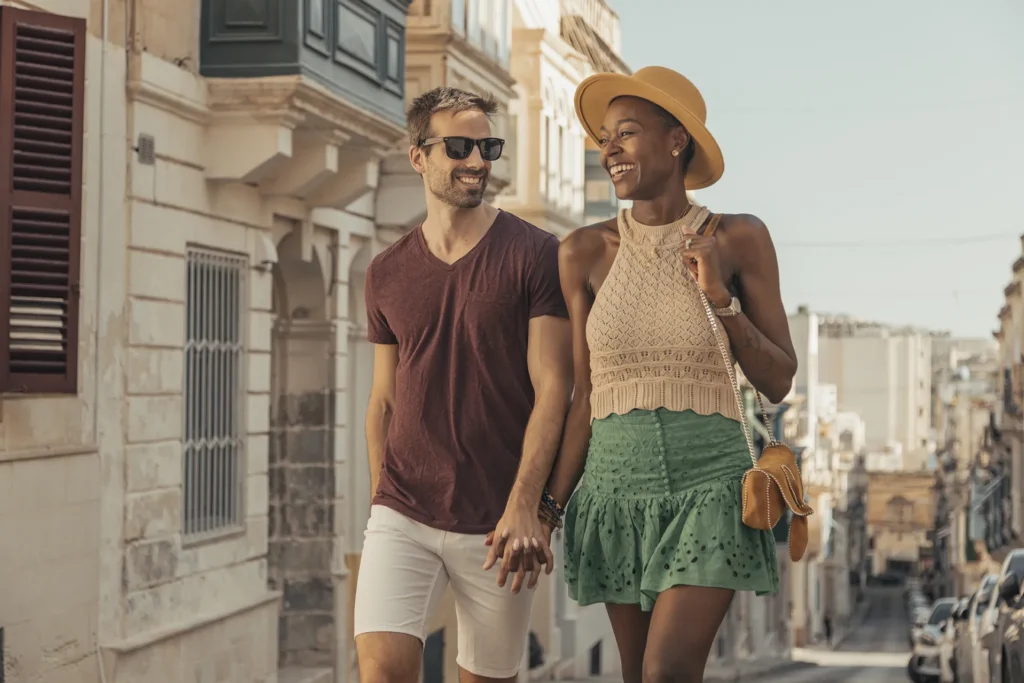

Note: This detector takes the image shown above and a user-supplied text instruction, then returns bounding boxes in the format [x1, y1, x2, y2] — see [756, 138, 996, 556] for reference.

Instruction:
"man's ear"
[409, 144, 426, 174]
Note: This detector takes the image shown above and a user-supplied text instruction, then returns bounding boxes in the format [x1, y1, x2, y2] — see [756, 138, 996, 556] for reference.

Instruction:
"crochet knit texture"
[585, 206, 740, 423]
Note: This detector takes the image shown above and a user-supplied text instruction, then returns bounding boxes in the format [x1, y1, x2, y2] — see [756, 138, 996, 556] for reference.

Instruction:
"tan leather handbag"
[694, 215, 814, 563]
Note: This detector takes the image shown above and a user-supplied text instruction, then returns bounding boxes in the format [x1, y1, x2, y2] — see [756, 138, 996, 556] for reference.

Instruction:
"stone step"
[278, 666, 333, 683]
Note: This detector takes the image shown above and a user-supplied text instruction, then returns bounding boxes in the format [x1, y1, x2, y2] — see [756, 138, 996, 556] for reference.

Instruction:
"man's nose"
[463, 143, 486, 167]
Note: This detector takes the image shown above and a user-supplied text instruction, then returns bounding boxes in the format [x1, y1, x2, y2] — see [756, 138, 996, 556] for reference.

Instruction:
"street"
[774, 586, 911, 683]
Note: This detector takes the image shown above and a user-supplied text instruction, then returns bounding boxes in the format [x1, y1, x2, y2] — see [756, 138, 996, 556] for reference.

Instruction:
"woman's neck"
[629, 193, 692, 226]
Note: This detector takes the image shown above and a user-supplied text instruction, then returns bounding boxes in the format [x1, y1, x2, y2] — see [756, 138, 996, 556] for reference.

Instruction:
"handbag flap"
[757, 444, 814, 516]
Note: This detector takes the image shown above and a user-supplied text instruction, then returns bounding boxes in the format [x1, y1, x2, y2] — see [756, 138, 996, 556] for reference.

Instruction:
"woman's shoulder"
[714, 213, 778, 271]
[713, 212, 770, 241]
[560, 217, 618, 259]
[561, 219, 614, 264]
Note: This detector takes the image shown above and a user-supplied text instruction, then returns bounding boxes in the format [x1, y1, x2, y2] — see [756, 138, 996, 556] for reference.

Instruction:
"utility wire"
[777, 234, 1019, 248]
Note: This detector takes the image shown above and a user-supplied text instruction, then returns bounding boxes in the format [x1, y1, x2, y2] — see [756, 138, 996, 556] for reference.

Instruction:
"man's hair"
[406, 87, 499, 147]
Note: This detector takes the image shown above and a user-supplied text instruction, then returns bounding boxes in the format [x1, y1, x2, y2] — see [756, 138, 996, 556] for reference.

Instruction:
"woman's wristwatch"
[714, 296, 742, 317]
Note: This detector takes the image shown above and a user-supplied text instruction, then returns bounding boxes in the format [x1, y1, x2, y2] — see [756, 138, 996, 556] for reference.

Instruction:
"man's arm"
[483, 314, 573, 592]
[365, 343, 399, 498]
[508, 315, 574, 508]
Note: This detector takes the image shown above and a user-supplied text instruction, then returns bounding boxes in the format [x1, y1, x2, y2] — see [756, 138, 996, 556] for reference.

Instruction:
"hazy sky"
[609, 0, 1023, 337]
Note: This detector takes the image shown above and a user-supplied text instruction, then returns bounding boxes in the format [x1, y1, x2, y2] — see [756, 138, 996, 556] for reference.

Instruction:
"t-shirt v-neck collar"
[415, 210, 504, 272]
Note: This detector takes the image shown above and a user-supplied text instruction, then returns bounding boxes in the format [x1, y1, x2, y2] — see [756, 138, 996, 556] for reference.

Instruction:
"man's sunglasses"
[419, 136, 505, 162]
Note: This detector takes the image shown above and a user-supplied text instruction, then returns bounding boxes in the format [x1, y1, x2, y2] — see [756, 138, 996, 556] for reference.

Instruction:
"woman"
[544, 66, 798, 683]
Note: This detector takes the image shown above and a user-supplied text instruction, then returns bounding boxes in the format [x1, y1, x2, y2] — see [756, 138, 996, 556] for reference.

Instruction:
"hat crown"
[631, 66, 707, 123]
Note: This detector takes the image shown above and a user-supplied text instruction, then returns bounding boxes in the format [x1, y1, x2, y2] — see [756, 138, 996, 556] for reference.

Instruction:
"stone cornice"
[408, 29, 516, 93]
[205, 76, 405, 150]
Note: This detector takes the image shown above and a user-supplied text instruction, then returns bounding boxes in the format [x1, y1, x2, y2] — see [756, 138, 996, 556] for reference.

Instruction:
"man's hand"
[482, 502, 555, 593]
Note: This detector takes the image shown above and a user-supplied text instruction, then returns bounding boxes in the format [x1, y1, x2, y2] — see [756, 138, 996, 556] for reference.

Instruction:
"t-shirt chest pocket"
[462, 289, 523, 346]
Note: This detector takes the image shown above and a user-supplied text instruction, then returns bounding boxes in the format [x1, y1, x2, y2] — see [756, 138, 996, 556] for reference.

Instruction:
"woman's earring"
[671, 149, 680, 157]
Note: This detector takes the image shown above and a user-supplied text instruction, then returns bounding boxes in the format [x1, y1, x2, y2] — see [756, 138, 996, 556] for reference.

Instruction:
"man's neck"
[421, 201, 498, 263]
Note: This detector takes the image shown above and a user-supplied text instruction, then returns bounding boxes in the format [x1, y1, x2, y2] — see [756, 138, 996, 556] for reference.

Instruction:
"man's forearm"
[508, 392, 570, 509]
[365, 405, 392, 497]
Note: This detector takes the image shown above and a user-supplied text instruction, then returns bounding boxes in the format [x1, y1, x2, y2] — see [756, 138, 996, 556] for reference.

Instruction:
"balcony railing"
[972, 473, 1013, 553]
[560, 0, 621, 52]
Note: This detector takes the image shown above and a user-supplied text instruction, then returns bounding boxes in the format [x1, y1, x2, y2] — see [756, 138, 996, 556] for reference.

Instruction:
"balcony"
[972, 472, 1015, 558]
[200, 0, 411, 126]
[192, 1, 411, 206]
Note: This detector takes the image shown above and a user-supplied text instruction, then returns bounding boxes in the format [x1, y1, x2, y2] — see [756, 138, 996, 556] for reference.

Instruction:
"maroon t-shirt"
[365, 210, 567, 533]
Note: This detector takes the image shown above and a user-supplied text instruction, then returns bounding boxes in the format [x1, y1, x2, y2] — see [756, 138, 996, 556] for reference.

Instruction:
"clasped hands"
[481, 502, 556, 594]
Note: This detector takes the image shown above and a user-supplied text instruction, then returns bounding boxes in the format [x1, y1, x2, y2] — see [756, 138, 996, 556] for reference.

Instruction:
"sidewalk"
[805, 599, 873, 652]
[702, 657, 816, 682]
[558, 657, 815, 683]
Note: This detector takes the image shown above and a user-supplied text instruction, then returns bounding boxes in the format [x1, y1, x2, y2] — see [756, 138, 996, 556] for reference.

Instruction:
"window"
[586, 179, 610, 202]
[183, 248, 247, 539]
[451, 0, 466, 33]
[0, 8, 85, 395]
[467, 0, 481, 47]
[497, 0, 510, 64]
[506, 114, 518, 193]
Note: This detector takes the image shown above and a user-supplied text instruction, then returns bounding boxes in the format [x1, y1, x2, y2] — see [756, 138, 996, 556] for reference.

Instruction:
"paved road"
[770, 585, 911, 683]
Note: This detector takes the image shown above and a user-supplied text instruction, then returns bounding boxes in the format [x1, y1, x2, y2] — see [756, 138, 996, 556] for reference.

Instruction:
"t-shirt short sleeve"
[526, 234, 568, 320]
[364, 263, 398, 345]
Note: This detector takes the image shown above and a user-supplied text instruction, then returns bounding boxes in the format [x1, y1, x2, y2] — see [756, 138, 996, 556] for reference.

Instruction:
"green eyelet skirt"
[563, 408, 780, 612]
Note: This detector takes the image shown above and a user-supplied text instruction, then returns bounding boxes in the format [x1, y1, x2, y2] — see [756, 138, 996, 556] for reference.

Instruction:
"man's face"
[413, 109, 492, 209]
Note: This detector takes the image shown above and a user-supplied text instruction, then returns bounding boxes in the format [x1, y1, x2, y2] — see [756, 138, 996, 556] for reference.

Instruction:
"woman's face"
[597, 96, 687, 201]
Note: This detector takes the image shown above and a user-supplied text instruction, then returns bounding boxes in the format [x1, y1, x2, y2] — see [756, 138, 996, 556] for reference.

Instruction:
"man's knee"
[356, 632, 422, 683]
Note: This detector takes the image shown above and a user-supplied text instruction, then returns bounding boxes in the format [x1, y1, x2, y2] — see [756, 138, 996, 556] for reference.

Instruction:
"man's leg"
[442, 529, 536, 683]
[355, 505, 450, 683]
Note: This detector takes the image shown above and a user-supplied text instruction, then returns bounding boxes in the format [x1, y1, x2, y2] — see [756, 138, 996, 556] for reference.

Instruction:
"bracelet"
[541, 489, 565, 519]
[538, 505, 563, 530]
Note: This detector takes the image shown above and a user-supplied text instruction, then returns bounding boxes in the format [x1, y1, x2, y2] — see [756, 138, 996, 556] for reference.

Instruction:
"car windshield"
[929, 601, 954, 625]
[976, 598, 989, 616]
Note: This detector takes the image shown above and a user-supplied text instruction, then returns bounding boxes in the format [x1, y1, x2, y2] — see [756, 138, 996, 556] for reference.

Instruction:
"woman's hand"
[681, 235, 731, 308]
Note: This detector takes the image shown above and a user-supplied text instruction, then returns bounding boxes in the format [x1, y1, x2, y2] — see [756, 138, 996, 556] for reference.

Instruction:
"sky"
[608, 0, 1024, 337]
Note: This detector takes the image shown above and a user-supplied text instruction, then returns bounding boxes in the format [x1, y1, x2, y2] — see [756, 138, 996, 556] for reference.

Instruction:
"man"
[354, 86, 573, 683]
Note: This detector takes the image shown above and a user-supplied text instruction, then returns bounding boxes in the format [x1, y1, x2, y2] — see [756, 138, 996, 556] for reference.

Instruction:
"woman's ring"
[684, 238, 692, 250]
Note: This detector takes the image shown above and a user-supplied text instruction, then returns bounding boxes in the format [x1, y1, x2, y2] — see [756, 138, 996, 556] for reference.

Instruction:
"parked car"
[991, 568, 1024, 682]
[979, 551, 1024, 683]
[911, 598, 958, 682]
[954, 575, 999, 683]
[943, 597, 973, 683]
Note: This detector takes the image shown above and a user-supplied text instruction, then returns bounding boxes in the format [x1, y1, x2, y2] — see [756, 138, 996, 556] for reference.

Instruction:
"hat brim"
[574, 72, 725, 190]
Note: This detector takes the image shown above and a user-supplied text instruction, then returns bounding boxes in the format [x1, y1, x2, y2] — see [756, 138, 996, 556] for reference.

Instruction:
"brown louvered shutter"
[0, 8, 85, 394]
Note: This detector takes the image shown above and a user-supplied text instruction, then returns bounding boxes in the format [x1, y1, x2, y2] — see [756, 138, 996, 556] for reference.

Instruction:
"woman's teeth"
[609, 163, 635, 179]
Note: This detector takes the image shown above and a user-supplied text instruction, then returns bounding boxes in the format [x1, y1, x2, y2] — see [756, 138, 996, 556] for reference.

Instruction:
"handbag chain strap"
[693, 277, 780, 468]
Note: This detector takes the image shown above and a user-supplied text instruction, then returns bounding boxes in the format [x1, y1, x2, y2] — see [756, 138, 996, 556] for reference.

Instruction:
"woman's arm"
[545, 231, 601, 509]
[714, 215, 797, 403]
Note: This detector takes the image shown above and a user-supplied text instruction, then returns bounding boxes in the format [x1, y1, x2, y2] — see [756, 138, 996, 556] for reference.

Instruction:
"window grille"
[183, 247, 247, 539]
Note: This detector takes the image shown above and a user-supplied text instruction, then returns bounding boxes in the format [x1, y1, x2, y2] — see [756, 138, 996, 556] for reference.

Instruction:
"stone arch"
[268, 221, 337, 670]
[273, 228, 328, 322]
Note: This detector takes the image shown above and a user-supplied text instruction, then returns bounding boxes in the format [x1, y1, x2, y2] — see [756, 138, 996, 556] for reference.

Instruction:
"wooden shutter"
[0, 8, 85, 394]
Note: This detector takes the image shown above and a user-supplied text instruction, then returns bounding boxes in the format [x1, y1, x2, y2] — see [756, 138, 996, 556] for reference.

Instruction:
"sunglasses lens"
[444, 137, 474, 160]
[480, 138, 503, 161]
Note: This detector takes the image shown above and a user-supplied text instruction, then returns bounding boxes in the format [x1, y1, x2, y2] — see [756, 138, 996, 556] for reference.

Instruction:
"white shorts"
[353, 505, 535, 678]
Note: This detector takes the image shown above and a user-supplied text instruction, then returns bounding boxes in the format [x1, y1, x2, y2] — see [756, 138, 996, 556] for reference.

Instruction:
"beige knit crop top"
[585, 206, 740, 422]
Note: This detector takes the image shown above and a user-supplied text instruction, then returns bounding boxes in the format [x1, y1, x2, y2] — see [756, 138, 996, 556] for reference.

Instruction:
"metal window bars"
[182, 247, 247, 539]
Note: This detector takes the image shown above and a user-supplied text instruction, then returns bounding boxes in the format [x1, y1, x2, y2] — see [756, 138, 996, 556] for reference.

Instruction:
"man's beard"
[426, 167, 488, 209]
